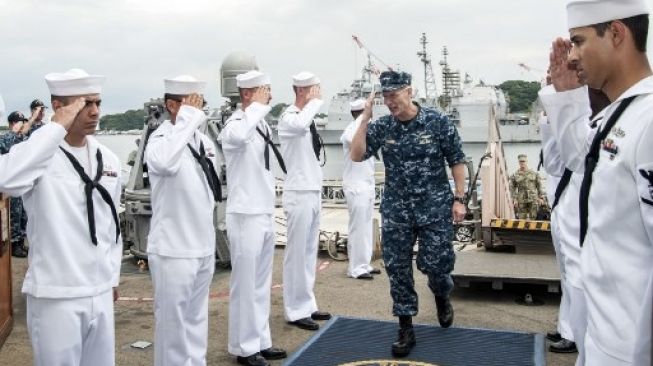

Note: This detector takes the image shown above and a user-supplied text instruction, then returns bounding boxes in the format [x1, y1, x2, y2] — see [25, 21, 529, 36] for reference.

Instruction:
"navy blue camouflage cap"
[8, 111, 28, 124]
[380, 71, 411, 92]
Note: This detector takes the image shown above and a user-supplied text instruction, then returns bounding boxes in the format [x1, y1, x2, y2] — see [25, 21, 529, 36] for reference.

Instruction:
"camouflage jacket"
[0, 131, 25, 154]
[26, 122, 45, 137]
[510, 169, 543, 202]
[364, 104, 465, 225]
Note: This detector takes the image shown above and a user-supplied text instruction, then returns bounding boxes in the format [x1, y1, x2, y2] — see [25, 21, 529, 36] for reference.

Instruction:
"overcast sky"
[1, 0, 652, 121]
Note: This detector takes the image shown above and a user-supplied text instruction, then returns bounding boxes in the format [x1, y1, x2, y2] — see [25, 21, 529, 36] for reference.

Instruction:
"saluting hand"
[182, 93, 204, 110]
[52, 97, 86, 130]
[361, 89, 375, 123]
[252, 86, 272, 105]
[549, 38, 583, 92]
[307, 85, 322, 101]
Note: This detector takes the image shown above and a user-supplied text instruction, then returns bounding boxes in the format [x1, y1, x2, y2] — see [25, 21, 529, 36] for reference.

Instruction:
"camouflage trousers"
[516, 202, 538, 220]
[10, 197, 27, 244]
[382, 219, 455, 316]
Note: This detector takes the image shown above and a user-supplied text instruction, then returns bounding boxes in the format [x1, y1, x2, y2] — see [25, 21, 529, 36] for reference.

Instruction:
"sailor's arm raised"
[145, 95, 206, 176]
[0, 98, 84, 196]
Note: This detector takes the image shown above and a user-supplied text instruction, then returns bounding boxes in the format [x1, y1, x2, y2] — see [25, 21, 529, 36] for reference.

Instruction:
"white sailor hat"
[292, 71, 320, 87]
[350, 99, 366, 111]
[236, 70, 270, 89]
[567, 0, 650, 29]
[164, 75, 206, 95]
[45, 68, 106, 96]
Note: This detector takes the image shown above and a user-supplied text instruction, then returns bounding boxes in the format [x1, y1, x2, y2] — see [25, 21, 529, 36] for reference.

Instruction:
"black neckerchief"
[59, 146, 120, 245]
[256, 125, 287, 174]
[578, 95, 637, 246]
[309, 121, 326, 166]
[187, 141, 222, 202]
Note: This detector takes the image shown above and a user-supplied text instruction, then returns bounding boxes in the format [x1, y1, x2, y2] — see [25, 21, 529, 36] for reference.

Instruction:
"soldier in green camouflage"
[510, 154, 544, 219]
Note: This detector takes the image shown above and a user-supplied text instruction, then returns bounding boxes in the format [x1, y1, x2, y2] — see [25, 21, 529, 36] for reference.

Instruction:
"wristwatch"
[453, 195, 466, 205]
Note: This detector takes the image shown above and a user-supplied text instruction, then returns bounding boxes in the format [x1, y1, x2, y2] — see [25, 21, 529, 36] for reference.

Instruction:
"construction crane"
[416, 33, 438, 105]
[517, 63, 546, 81]
[352, 35, 392, 82]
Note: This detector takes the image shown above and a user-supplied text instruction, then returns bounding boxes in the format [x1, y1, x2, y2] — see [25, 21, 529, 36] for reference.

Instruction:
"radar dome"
[221, 51, 259, 98]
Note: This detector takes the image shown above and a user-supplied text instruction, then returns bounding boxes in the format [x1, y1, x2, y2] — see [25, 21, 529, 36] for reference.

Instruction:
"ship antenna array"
[438, 46, 461, 109]
[416, 32, 438, 106]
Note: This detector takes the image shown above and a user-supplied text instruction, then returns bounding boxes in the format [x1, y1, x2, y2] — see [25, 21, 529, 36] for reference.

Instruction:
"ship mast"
[439, 46, 461, 110]
[416, 33, 438, 106]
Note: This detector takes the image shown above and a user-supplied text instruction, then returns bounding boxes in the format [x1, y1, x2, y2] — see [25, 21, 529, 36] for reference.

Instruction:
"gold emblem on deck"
[339, 361, 439, 366]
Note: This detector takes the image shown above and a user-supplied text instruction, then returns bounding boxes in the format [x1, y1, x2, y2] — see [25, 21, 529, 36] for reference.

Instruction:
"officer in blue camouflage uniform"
[26, 99, 47, 137]
[0, 111, 37, 257]
[350, 71, 467, 358]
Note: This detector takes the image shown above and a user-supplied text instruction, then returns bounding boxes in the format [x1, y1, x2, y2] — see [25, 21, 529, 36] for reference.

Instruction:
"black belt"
[187, 141, 222, 202]
[59, 147, 120, 246]
[256, 125, 287, 174]
[579, 95, 636, 246]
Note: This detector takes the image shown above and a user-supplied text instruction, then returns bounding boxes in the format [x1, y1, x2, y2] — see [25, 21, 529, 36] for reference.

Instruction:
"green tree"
[269, 103, 289, 118]
[498, 80, 541, 113]
[100, 109, 146, 130]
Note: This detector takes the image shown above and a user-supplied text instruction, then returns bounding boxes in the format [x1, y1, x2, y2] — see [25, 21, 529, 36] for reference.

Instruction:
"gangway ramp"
[452, 245, 560, 293]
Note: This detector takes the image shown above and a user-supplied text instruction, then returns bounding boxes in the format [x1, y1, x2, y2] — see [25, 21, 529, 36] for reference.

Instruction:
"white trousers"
[344, 188, 375, 278]
[226, 213, 275, 357]
[149, 254, 215, 366]
[282, 190, 320, 321]
[551, 217, 573, 340]
[26, 290, 115, 366]
[585, 333, 632, 366]
[568, 285, 587, 366]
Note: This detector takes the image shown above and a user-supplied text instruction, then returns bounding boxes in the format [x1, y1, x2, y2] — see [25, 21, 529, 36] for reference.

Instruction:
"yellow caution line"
[490, 219, 550, 231]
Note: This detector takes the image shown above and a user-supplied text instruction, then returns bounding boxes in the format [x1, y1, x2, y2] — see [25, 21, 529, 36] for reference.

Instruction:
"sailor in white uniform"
[145, 75, 219, 366]
[219, 70, 287, 366]
[0, 69, 122, 366]
[541, 1, 653, 364]
[340, 99, 379, 280]
[278, 71, 332, 331]
[539, 113, 576, 354]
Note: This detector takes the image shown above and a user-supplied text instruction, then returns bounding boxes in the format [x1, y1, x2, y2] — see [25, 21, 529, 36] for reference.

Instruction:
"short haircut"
[50, 95, 74, 105]
[163, 93, 186, 101]
[592, 14, 649, 52]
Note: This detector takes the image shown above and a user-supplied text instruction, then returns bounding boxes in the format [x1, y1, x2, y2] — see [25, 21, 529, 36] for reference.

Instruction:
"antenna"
[416, 33, 438, 105]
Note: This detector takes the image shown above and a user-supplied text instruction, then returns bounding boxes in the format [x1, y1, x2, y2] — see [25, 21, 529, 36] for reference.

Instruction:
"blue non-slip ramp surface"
[284, 316, 545, 366]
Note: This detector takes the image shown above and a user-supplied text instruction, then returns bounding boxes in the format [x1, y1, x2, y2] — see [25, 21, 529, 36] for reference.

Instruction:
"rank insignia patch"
[611, 126, 626, 138]
[601, 138, 619, 159]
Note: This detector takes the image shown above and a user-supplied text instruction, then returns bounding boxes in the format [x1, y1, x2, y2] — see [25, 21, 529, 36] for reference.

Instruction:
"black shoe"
[549, 339, 577, 353]
[391, 327, 416, 357]
[546, 331, 562, 342]
[11, 243, 27, 258]
[355, 273, 374, 280]
[311, 311, 332, 321]
[370, 268, 382, 275]
[260, 347, 287, 360]
[288, 317, 319, 330]
[237, 353, 270, 366]
[435, 296, 454, 328]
